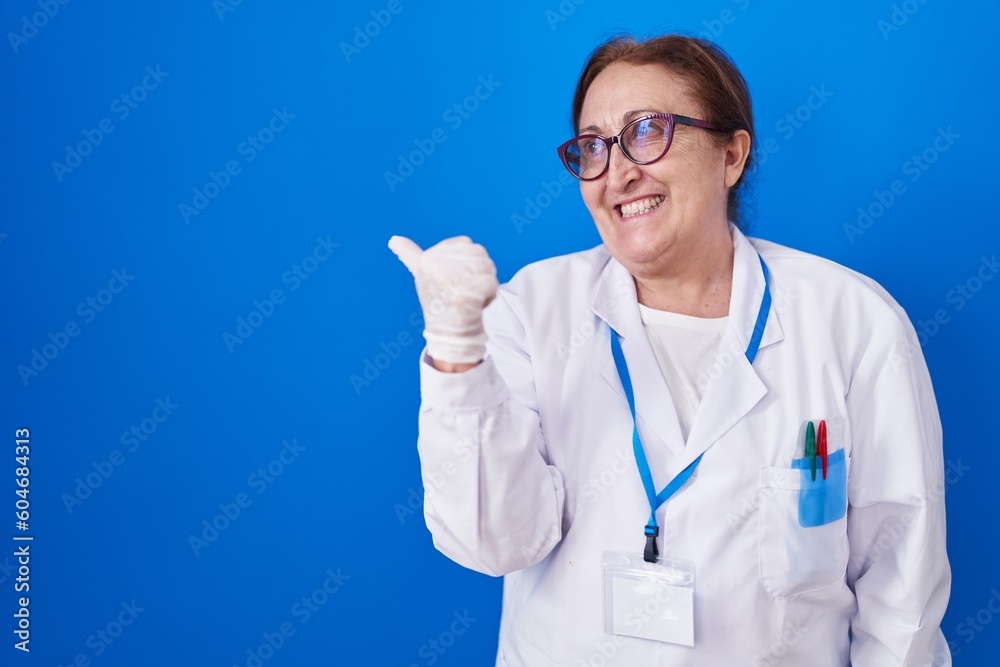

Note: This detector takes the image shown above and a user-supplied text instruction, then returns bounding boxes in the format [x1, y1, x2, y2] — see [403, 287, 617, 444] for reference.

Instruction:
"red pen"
[818, 420, 828, 480]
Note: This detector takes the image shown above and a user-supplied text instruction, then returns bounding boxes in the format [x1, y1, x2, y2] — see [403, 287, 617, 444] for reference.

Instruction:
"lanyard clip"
[643, 524, 659, 563]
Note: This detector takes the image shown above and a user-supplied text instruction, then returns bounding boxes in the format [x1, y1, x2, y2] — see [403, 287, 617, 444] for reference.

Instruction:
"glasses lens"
[564, 137, 607, 179]
[622, 117, 670, 163]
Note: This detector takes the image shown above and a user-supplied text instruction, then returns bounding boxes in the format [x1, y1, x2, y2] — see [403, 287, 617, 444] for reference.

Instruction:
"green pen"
[805, 421, 817, 481]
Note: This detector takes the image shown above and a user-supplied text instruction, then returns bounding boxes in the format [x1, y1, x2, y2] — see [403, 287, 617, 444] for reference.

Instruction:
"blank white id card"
[602, 551, 695, 646]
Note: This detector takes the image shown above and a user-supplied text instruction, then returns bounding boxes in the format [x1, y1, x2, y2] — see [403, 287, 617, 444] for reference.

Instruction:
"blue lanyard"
[610, 254, 772, 562]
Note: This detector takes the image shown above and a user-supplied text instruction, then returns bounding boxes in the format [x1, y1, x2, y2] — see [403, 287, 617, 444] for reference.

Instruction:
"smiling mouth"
[617, 196, 666, 219]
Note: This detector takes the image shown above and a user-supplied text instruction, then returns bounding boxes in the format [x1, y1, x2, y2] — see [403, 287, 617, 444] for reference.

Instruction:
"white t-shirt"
[637, 303, 728, 444]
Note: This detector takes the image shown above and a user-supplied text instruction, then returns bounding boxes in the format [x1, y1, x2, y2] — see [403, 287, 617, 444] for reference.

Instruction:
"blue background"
[2, 1, 998, 665]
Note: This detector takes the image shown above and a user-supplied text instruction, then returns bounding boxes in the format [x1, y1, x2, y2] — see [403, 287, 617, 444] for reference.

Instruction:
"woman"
[389, 34, 950, 666]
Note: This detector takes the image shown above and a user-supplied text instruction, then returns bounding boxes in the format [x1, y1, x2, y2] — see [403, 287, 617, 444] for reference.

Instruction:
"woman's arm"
[416, 290, 566, 577]
[846, 309, 952, 666]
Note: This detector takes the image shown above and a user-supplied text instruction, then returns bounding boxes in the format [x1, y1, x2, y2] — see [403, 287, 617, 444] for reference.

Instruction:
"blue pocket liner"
[790, 448, 847, 528]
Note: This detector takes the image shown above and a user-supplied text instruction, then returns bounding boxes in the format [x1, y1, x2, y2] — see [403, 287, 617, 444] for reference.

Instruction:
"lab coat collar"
[592, 225, 784, 467]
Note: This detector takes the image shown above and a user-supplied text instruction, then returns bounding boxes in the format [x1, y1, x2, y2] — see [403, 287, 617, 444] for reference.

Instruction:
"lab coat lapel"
[681, 228, 785, 468]
[592, 255, 687, 459]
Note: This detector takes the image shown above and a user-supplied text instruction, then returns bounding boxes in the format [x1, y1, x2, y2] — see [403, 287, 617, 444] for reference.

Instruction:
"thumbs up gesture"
[388, 235, 499, 365]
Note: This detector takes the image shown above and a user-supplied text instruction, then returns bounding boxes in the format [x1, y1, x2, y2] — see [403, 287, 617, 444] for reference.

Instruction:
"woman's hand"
[388, 235, 498, 371]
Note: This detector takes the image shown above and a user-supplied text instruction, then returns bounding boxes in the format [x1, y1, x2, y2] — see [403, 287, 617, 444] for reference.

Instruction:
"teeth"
[620, 196, 665, 218]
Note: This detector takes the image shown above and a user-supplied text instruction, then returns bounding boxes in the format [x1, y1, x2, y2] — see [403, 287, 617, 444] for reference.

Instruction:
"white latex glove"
[388, 235, 499, 364]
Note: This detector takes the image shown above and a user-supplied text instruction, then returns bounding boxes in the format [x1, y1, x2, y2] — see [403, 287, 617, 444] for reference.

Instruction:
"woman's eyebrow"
[623, 108, 660, 123]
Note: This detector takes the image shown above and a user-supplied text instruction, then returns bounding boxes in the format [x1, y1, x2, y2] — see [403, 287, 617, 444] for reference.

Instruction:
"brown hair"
[571, 34, 756, 230]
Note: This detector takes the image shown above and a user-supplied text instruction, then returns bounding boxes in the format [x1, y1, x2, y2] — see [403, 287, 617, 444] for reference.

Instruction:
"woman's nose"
[606, 143, 641, 190]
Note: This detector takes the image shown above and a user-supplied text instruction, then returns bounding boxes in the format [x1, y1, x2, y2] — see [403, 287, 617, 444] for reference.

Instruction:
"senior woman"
[389, 34, 950, 666]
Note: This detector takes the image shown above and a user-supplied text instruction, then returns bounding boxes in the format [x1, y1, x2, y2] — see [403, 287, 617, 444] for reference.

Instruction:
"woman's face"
[577, 62, 740, 278]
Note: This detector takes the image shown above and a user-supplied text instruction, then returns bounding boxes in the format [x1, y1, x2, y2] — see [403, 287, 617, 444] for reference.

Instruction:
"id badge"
[602, 551, 695, 646]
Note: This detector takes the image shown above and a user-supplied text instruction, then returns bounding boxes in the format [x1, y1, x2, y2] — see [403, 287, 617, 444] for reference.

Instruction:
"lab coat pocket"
[792, 448, 847, 527]
[758, 450, 848, 599]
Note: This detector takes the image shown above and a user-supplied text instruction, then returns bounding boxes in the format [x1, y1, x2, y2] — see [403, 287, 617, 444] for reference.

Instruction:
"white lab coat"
[415, 225, 951, 666]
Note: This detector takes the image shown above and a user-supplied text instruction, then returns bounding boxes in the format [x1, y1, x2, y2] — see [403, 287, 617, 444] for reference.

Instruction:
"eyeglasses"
[556, 113, 728, 181]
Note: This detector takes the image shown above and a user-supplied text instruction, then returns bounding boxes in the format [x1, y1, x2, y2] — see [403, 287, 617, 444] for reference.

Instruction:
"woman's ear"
[724, 129, 752, 188]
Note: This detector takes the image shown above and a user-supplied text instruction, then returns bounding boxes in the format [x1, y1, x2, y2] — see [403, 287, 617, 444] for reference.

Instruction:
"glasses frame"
[556, 113, 728, 181]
